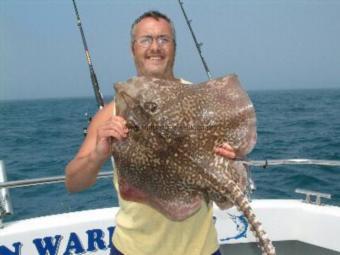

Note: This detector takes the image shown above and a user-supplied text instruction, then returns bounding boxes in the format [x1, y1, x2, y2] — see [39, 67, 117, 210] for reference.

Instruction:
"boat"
[1, 160, 340, 255]
[2, 1, 339, 254]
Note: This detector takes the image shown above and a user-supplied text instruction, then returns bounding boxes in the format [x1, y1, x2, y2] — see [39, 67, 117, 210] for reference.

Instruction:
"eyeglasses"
[134, 35, 172, 48]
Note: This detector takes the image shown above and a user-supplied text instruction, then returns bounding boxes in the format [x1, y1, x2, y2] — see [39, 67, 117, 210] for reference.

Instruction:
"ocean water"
[0, 88, 340, 222]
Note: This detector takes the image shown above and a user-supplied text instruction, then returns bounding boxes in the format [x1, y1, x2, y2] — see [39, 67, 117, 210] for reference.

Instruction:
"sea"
[1, 88, 340, 222]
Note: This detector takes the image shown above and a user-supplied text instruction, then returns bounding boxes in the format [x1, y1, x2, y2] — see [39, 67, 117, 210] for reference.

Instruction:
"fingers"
[98, 116, 129, 141]
[112, 116, 127, 130]
[214, 143, 236, 160]
[97, 126, 126, 141]
[112, 116, 129, 140]
[220, 143, 233, 151]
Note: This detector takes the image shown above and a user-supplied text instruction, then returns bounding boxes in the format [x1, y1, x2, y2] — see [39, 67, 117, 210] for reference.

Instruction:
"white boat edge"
[1, 199, 340, 254]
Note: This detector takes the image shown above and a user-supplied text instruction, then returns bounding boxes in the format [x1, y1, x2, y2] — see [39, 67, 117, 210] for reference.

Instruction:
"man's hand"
[214, 143, 236, 160]
[94, 115, 128, 161]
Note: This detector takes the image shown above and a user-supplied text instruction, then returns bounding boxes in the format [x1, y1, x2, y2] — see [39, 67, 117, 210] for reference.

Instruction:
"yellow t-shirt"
[112, 78, 219, 255]
[112, 171, 218, 255]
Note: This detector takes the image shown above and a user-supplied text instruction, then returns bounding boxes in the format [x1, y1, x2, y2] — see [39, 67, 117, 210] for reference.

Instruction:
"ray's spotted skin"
[112, 74, 276, 255]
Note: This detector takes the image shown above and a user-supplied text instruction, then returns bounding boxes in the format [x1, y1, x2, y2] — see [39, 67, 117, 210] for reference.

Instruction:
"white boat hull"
[1, 199, 340, 254]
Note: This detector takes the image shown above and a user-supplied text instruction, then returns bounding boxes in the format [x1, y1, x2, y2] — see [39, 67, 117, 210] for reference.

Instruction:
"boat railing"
[1, 159, 339, 190]
[295, 188, 332, 205]
[1, 159, 339, 227]
[0, 161, 13, 228]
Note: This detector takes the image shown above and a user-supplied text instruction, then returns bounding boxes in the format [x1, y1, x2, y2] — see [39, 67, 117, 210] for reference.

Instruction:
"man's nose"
[149, 38, 161, 50]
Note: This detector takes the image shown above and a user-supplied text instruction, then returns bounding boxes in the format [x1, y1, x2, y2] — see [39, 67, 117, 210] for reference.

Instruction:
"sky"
[1, 0, 340, 100]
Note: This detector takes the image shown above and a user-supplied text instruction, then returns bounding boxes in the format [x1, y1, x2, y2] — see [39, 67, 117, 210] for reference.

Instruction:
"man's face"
[132, 17, 176, 80]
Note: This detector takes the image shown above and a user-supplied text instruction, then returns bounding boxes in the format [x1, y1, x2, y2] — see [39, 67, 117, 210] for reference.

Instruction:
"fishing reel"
[83, 112, 93, 137]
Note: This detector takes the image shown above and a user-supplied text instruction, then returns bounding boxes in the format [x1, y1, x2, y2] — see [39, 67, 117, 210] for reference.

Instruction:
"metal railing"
[295, 188, 332, 205]
[0, 171, 113, 189]
[1, 158, 339, 226]
[0, 161, 13, 226]
[1, 159, 339, 189]
[240, 158, 340, 168]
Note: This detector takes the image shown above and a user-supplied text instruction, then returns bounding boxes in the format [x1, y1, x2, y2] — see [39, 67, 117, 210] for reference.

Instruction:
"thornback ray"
[112, 74, 276, 255]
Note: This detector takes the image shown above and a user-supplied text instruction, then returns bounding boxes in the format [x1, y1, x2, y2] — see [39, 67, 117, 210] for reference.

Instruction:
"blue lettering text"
[107, 226, 115, 249]
[33, 235, 62, 255]
[0, 242, 22, 255]
[63, 232, 85, 255]
[86, 229, 106, 252]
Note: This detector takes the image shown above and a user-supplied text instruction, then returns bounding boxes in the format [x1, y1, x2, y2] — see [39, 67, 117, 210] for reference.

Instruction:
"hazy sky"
[1, 0, 340, 100]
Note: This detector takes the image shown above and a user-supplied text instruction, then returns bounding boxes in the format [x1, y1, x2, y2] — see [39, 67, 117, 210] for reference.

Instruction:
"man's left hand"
[214, 143, 236, 160]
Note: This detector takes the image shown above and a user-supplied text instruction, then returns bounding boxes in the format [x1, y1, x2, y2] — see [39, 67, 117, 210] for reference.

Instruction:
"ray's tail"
[226, 179, 276, 255]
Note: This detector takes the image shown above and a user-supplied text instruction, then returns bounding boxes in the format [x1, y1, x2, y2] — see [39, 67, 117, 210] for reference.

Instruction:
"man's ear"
[131, 43, 135, 56]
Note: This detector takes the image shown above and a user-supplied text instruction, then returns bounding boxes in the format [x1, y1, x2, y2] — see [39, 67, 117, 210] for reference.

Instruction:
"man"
[65, 11, 235, 255]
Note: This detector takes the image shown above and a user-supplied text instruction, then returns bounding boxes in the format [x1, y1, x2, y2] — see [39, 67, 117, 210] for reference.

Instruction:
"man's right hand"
[65, 102, 127, 192]
[94, 116, 129, 161]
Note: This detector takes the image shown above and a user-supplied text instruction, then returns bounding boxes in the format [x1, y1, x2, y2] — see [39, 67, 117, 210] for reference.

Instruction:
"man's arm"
[65, 101, 128, 192]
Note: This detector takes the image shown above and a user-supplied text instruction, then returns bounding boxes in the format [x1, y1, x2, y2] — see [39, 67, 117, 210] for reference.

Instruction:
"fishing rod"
[177, 0, 212, 80]
[72, 0, 104, 109]
[71, 0, 116, 168]
[1, 159, 340, 189]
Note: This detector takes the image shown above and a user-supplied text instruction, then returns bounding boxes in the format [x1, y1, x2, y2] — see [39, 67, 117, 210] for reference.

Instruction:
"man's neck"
[138, 73, 177, 81]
